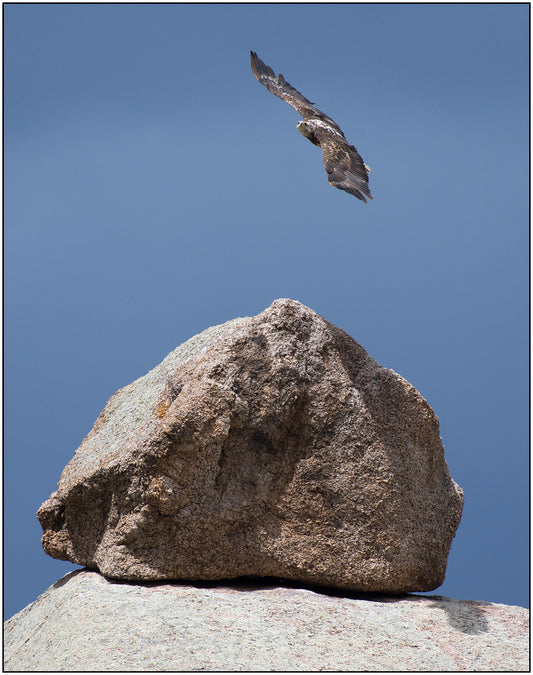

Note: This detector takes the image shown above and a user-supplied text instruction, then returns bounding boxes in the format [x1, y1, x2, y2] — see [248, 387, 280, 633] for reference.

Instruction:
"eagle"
[250, 51, 372, 203]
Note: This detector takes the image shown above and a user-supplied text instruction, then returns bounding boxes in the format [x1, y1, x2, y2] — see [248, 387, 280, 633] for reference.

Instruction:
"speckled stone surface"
[4, 570, 529, 671]
[37, 299, 463, 593]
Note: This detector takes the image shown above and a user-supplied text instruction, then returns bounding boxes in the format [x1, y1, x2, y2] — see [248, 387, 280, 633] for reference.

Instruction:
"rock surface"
[37, 298, 463, 592]
[4, 570, 529, 671]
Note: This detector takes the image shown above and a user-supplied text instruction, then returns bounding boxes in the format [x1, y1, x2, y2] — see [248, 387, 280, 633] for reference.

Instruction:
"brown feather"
[251, 51, 372, 202]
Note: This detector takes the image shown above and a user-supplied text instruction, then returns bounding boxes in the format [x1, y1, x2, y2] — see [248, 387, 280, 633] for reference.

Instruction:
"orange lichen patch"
[155, 399, 171, 419]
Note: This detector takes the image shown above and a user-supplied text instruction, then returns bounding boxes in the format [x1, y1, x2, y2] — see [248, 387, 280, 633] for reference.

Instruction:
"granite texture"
[4, 571, 529, 672]
[38, 298, 463, 592]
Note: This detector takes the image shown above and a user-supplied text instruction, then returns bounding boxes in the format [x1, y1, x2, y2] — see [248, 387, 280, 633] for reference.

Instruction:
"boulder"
[37, 298, 463, 592]
[4, 571, 529, 671]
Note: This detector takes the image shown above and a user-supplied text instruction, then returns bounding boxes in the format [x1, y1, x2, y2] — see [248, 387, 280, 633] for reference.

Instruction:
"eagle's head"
[297, 120, 320, 146]
[297, 120, 311, 138]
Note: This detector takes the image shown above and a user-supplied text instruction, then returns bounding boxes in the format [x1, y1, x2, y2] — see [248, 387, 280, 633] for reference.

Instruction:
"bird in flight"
[250, 51, 372, 203]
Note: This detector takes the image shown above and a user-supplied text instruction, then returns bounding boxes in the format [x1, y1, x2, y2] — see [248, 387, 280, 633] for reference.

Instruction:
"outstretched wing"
[251, 51, 372, 202]
[317, 129, 373, 203]
[250, 51, 341, 131]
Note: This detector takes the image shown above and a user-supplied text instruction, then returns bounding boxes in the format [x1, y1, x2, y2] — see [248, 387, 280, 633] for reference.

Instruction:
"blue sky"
[4, 3, 529, 619]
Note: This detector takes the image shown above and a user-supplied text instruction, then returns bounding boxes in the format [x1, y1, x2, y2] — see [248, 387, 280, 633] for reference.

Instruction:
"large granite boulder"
[4, 571, 528, 671]
[37, 298, 463, 592]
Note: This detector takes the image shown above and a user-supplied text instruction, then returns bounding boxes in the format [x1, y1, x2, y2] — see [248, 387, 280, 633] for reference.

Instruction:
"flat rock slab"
[4, 571, 529, 671]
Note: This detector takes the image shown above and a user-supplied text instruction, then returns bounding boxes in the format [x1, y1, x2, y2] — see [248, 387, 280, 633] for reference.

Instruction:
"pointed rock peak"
[38, 299, 463, 592]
